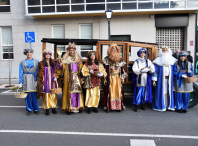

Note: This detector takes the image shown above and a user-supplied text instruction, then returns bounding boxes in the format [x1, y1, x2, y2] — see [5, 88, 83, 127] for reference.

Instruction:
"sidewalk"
[0, 79, 18, 90]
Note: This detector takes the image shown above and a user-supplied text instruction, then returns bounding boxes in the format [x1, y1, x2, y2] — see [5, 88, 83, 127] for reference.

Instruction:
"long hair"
[43, 54, 55, 67]
[178, 56, 188, 70]
[87, 55, 99, 65]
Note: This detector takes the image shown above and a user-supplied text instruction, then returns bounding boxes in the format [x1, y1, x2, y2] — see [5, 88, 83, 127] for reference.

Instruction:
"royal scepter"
[57, 48, 63, 62]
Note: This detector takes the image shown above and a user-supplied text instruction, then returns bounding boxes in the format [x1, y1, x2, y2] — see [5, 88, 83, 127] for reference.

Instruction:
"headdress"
[179, 51, 187, 57]
[43, 49, 52, 55]
[137, 48, 147, 57]
[23, 48, 34, 55]
[161, 46, 169, 50]
[66, 42, 76, 50]
[86, 51, 97, 58]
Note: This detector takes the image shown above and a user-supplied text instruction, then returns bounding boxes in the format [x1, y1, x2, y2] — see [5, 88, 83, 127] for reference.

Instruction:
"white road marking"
[0, 130, 198, 140]
[0, 106, 59, 108]
[1, 90, 12, 93]
[130, 139, 156, 146]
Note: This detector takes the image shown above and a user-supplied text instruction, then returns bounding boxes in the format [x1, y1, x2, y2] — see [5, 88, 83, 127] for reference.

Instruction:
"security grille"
[156, 27, 184, 55]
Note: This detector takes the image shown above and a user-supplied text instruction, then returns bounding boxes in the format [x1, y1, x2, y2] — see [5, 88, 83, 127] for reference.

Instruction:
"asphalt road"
[0, 92, 198, 146]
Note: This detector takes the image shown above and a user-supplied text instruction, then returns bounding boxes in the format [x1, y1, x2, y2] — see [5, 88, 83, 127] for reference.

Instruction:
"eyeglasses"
[27, 51, 32, 53]
[44, 51, 52, 55]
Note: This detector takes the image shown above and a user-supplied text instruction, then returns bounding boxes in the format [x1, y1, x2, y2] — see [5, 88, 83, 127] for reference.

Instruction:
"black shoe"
[46, 109, 50, 116]
[52, 108, 57, 114]
[117, 110, 122, 112]
[87, 108, 92, 114]
[141, 104, 146, 111]
[134, 105, 138, 112]
[67, 112, 72, 115]
[182, 109, 188, 113]
[106, 110, 109, 113]
[26, 111, 32, 116]
[93, 108, 98, 113]
[34, 111, 40, 115]
[79, 109, 82, 113]
[177, 109, 182, 113]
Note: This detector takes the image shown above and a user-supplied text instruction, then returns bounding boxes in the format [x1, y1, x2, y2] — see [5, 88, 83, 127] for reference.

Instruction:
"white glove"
[54, 77, 57, 81]
[90, 70, 94, 74]
[97, 73, 104, 77]
[141, 68, 150, 73]
[188, 70, 192, 73]
[35, 81, 37, 87]
[19, 83, 22, 88]
[43, 86, 44, 90]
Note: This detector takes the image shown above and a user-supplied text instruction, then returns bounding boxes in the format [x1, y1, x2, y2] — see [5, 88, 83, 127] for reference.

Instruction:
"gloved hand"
[141, 68, 150, 73]
[90, 70, 94, 74]
[19, 83, 22, 88]
[153, 81, 156, 87]
[54, 77, 57, 81]
[43, 86, 44, 90]
[35, 81, 37, 87]
[188, 70, 192, 73]
[97, 73, 104, 77]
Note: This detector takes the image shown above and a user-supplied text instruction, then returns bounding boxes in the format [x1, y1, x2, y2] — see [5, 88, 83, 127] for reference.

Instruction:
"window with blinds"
[1, 26, 13, 60]
[52, 25, 65, 58]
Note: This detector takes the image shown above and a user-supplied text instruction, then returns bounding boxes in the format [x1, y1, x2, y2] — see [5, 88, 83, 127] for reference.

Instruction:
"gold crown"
[86, 51, 97, 57]
[161, 46, 169, 50]
[67, 42, 76, 50]
[43, 49, 51, 54]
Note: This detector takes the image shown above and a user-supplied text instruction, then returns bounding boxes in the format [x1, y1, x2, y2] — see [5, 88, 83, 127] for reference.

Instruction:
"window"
[52, 25, 65, 58]
[79, 24, 93, 58]
[1, 26, 13, 60]
[0, 0, 10, 12]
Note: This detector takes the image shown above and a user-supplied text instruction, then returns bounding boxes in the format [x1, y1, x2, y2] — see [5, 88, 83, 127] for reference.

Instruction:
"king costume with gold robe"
[57, 48, 84, 113]
[103, 57, 128, 111]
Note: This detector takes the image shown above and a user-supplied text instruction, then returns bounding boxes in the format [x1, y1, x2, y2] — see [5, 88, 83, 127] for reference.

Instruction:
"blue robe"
[152, 64, 175, 111]
[132, 60, 152, 105]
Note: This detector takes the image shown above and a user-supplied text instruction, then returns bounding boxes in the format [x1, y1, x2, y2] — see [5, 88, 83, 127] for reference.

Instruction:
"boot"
[52, 108, 57, 114]
[141, 104, 146, 111]
[34, 111, 40, 115]
[134, 105, 138, 112]
[26, 111, 32, 116]
[182, 109, 188, 113]
[46, 109, 50, 116]
[67, 112, 72, 115]
[87, 108, 92, 114]
[79, 109, 82, 113]
[93, 107, 98, 113]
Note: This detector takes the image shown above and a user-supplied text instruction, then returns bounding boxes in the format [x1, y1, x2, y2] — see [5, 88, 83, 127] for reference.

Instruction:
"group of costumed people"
[19, 43, 194, 116]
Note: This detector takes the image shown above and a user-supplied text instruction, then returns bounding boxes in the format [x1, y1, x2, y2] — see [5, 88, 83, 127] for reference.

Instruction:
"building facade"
[0, 0, 198, 79]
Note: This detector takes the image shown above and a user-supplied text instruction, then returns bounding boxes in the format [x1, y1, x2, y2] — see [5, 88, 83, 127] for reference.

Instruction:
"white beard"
[153, 49, 177, 66]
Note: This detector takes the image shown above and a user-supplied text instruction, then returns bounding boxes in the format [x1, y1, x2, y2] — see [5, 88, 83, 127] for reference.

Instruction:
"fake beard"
[160, 50, 174, 65]
[108, 51, 121, 63]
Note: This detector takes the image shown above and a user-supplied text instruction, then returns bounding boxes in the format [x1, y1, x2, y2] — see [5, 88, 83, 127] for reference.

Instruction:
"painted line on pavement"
[130, 139, 156, 146]
[0, 130, 198, 139]
[1, 90, 12, 93]
[0, 106, 59, 108]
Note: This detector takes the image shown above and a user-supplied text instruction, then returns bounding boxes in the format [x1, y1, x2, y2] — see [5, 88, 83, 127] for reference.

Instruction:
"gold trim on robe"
[42, 93, 57, 109]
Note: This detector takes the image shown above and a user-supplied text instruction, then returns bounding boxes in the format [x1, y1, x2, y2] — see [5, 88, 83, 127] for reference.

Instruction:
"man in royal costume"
[57, 43, 84, 115]
[132, 48, 155, 112]
[103, 43, 128, 112]
[19, 48, 39, 116]
[152, 46, 177, 111]
[81, 51, 107, 114]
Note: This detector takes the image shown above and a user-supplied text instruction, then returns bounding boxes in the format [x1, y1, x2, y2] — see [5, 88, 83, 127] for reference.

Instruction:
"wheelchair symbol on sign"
[26, 33, 34, 42]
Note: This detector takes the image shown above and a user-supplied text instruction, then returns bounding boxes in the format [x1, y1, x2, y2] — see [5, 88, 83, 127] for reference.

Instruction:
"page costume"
[173, 51, 194, 112]
[19, 48, 39, 113]
[132, 49, 155, 111]
[81, 51, 107, 113]
[37, 50, 62, 115]
[152, 47, 177, 111]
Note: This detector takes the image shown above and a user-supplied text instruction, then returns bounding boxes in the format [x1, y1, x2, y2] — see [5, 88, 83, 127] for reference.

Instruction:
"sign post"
[24, 31, 35, 48]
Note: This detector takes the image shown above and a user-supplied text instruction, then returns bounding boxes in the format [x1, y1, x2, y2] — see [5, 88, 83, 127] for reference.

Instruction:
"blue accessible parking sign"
[25, 31, 35, 43]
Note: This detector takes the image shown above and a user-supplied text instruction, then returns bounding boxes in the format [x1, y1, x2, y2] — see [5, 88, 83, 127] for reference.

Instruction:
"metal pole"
[108, 20, 111, 40]
[30, 42, 31, 49]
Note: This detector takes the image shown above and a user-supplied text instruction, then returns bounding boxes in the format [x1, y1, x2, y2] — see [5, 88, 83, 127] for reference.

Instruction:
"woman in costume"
[173, 51, 194, 113]
[81, 51, 107, 114]
[37, 50, 61, 115]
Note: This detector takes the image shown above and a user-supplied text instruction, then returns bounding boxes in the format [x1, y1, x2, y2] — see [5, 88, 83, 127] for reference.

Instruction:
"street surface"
[0, 89, 198, 146]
